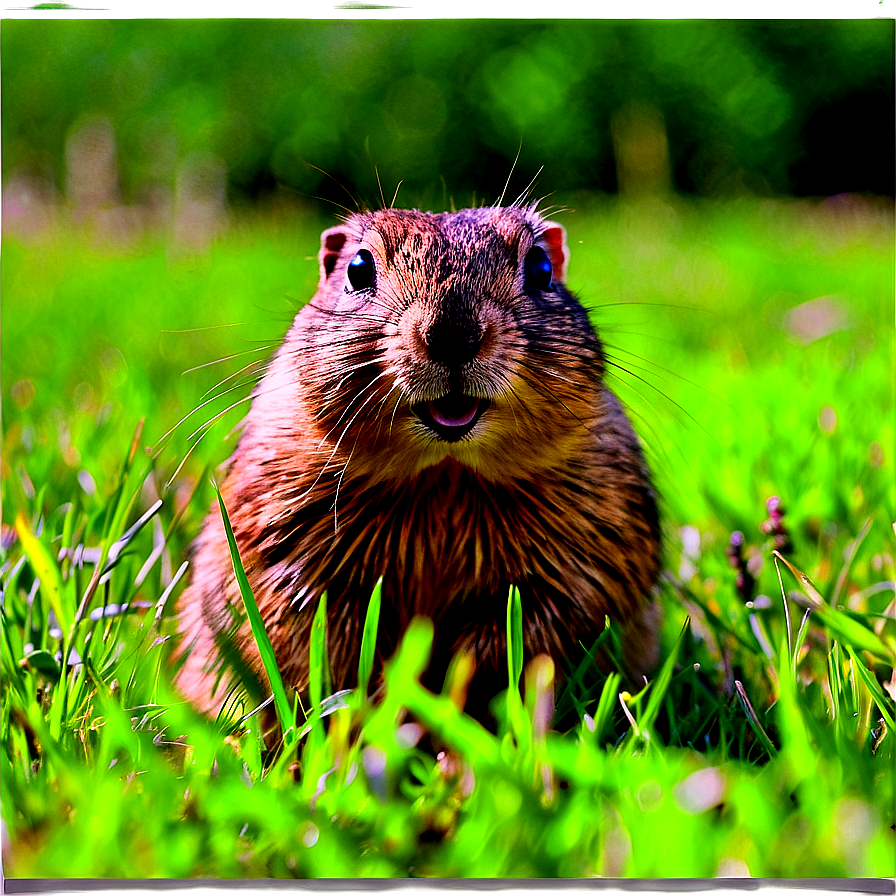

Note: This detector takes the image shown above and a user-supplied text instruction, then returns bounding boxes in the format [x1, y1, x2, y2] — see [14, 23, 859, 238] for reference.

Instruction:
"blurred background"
[2, 18, 894, 234]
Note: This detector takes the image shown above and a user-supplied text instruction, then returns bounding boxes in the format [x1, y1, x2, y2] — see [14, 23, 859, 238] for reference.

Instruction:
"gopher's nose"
[423, 314, 483, 368]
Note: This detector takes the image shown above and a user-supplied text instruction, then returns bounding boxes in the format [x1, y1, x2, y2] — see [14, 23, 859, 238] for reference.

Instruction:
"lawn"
[1, 194, 894, 878]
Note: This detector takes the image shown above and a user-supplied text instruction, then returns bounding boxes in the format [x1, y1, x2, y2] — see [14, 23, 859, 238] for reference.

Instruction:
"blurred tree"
[1, 19, 893, 207]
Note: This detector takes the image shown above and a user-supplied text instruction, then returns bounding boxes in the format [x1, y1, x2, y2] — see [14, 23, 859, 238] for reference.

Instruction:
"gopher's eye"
[347, 249, 375, 290]
[523, 246, 552, 291]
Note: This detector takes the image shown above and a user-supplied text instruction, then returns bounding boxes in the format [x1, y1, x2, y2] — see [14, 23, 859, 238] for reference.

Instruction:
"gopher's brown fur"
[175, 204, 661, 719]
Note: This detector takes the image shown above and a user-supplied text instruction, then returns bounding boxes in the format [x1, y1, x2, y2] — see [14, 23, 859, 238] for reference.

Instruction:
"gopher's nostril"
[424, 318, 483, 368]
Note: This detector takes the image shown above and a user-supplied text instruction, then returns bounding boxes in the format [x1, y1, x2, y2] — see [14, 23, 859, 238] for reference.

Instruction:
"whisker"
[594, 300, 707, 312]
[390, 180, 404, 209]
[598, 375, 702, 488]
[317, 370, 392, 447]
[332, 438, 359, 533]
[522, 360, 584, 387]
[165, 437, 207, 489]
[511, 165, 543, 209]
[315, 378, 398, 506]
[536, 201, 568, 218]
[301, 160, 362, 214]
[496, 375, 526, 438]
[187, 394, 254, 443]
[182, 345, 272, 378]
[516, 361, 590, 432]
[152, 368, 267, 460]
[304, 299, 398, 326]
[375, 165, 386, 211]
[319, 357, 383, 399]
[596, 327, 678, 346]
[243, 368, 384, 513]
[165, 374, 300, 488]
[388, 384, 408, 435]
[368, 383, 403, 442]
[604, 346, 727, 405]
[497, 140, 523, 208]
[197, 357, 269, 401]
[603, 359, 715, 442]
[161, 323, 256, 334]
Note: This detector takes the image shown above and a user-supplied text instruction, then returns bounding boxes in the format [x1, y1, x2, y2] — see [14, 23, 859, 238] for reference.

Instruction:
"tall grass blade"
[505, 586, 528, 748]
[14, 512, 70, 634]
[773, 553, 794, 660]
[357, 578, 382, 698]
[791, 608, 812, 677]
[826, 641, 844, 723]
[734, 680, 778, 759]
[303, 593, 331, 765]
[844, 644, 895, 731]
[775, 649, 817, 786]
[639, 617, 689, 733]
[213, 482, 294, 743]
[309, 593, 329, 712]
[153, 561, 188, 628]
[68, 462, 153, 652]
[101, 498, 163, 574]
[772, 550, 824, 607]
[774, 550, 893, 661]
[507, 585, 523, 691]
[814, 603, 895, 661]
[589, 671, 621, 744]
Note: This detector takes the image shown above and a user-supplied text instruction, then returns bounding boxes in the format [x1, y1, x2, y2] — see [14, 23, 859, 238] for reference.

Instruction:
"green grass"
[2, 195, 894, 878]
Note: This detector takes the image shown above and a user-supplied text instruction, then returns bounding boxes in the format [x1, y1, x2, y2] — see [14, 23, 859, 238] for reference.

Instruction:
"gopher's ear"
[537, 224, 568, 284]
[319, 226, 351, 288]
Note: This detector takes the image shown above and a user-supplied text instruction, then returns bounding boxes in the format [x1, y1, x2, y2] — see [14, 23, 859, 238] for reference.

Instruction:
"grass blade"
[844, 644, 895, 731]
[774, 550, 893, 661]
[774, 649, 816, 782]
[14, 512, 70, 634]
[357, 578, 382, 698]
[589, 671, 621, 744]
[791, 608, 813, 677]
[214, 481, 294, 743]
[639, 617, 689, 733]
[814, 603, 895, 662]
[827, 641, 844, 720]
[734, 679, 778, 759]
[772, 553, 795, 660]
[505, 585, 528, 748]
[309, 592, 329, 712]
[507, 585, 523, 692]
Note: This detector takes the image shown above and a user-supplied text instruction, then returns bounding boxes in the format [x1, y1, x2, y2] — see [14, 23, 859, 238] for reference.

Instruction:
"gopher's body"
[175, 205, 661, 718]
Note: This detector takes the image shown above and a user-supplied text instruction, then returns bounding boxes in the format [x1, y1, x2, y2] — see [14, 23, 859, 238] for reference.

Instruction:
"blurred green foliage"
[2, 19, 893, 206]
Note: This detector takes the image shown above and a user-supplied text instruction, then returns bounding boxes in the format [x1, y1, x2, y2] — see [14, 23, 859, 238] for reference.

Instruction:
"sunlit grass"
[2, 196, 894, 878]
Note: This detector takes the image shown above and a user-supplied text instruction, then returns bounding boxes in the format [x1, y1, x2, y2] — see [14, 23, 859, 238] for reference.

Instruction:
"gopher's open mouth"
[412, 393, 489, 442]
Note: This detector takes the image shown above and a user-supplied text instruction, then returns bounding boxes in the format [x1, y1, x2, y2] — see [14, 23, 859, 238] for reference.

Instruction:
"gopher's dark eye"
[523, 246, 552, 291]
[347, 249, 375, 290]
